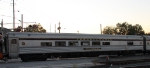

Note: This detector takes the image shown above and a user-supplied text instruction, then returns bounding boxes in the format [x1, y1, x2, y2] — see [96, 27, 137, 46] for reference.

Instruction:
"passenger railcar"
[143, 36, 150, 51]
[0, 32, 149, 62]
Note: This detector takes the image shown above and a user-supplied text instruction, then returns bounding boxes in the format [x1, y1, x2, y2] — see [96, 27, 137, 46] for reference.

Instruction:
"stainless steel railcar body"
[3, 32, 146, 61]
[143, 36, 150, 50]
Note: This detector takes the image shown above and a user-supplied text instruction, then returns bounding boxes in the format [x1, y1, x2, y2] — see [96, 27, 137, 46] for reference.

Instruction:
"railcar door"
[9, 37, 19, 59]
[0, 40, 3, 59]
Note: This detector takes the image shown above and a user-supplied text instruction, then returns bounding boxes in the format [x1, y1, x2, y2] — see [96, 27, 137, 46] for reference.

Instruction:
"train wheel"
[21, 55, 29, 62]
[39, 55, 47, 61]
[117, 53, 121, 56]
[40, 56, 47, 61]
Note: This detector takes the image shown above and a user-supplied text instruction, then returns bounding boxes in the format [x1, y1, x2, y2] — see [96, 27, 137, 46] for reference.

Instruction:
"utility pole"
[1, 19, 4, 55]
[77, 30, 79, 34]
[21, 14, 23, 32]
[0, 19, 3, 62]
[50, 23, 51, 33]
[100, 24, 102, 34]
[1, 19, 3, 38]
[13, 0, 15, 31]
[58, 21, 61, 33]
[55, 24, 56, 33]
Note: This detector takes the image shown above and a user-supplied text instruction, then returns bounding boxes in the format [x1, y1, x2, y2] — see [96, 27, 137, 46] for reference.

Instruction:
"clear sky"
[0, 0, 150, 34]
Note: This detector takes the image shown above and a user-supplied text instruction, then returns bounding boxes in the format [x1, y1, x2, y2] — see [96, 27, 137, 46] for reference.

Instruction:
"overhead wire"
[16, 0, 59, 32]
[0, 0, 19, 28]
[14, 3, 41, 27]
[0, 0, 12, 3]
[0, 0, 13, 18]
[16, 0, 57, 23]
[0, 14, 18, 20]
[22, 0, 57, 20]
[1, 0, 60, 32]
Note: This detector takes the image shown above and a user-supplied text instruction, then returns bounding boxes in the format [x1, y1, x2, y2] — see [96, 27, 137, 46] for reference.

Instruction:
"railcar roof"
[143, 35, 150, 39]
[7, 32, 142, 38]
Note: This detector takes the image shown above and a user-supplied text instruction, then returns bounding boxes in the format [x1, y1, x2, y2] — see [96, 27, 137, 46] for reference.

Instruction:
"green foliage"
[24, 23, 46, 33]
[14, 26, 22, 32]
[103, 22, 145, 35]
[116, 22, 130, 35]
[103, 26, 116, 35]
[14, 23, 46, 33]
[145, 33, 150, 35]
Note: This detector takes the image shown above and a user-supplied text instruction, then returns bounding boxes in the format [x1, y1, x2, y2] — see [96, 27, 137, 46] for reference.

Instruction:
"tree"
[116, 22, 130, 35]
[139, 30, 145, 35]
[103, 26, 116, 35]
[14, 23, 46, 33]
[145, 33, 150, 35]
[132, 24, 145, 35]
[14, 26, 22, 32]
[24, 23, 46, 33]
[103, 22, 145, 35]
[126, 24, 134, 35]
[127, 24, 145, 35]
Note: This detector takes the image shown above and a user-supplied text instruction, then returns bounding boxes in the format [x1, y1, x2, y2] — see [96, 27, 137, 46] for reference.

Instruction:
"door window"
[11, 39, 17, 44]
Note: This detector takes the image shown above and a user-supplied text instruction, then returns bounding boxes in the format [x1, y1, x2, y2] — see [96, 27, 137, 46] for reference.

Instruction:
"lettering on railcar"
[83, 48, 101, 50]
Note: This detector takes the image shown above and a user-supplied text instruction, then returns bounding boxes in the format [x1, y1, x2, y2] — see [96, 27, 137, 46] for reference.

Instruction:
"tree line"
[14, 23, 46, 33]
[102, 22, 150, 35]
[1, 22, 150, 35]
[0, 23, 46, 36]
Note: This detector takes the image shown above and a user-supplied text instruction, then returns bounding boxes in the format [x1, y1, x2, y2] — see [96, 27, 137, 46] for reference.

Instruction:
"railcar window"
[11, 39, 17, 44]
[41, 42, 52, 46]
[102, 42, 110, 45]
[127, 42, 133, 45]
[68, 41, 78, 46]
[92, 41, 100, 45]
[81, 41, 90, 46]
[55, 41, 66, 46]
[147, 42, 149, 45]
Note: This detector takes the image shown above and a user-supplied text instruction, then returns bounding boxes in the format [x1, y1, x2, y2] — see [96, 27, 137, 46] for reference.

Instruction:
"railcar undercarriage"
[19, 50, 144, 62]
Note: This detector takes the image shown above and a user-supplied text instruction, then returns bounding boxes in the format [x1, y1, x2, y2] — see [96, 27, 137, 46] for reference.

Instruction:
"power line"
[0, 0, 13, 18]
[14, 0, 62, 33]
[16, 0, 53, 21]
[16, 0, 59, 27]
[1, 0, 36, 30]
[0, 14, 20, 22]
[0, 0, 12, 4]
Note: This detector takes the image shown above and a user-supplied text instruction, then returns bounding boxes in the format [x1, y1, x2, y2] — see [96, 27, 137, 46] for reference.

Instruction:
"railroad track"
[90, 62, 150, 68]
[91, 55, 150, 68]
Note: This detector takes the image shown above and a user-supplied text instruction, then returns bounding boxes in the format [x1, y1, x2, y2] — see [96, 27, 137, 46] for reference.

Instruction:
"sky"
[0, 0, 150, 34]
